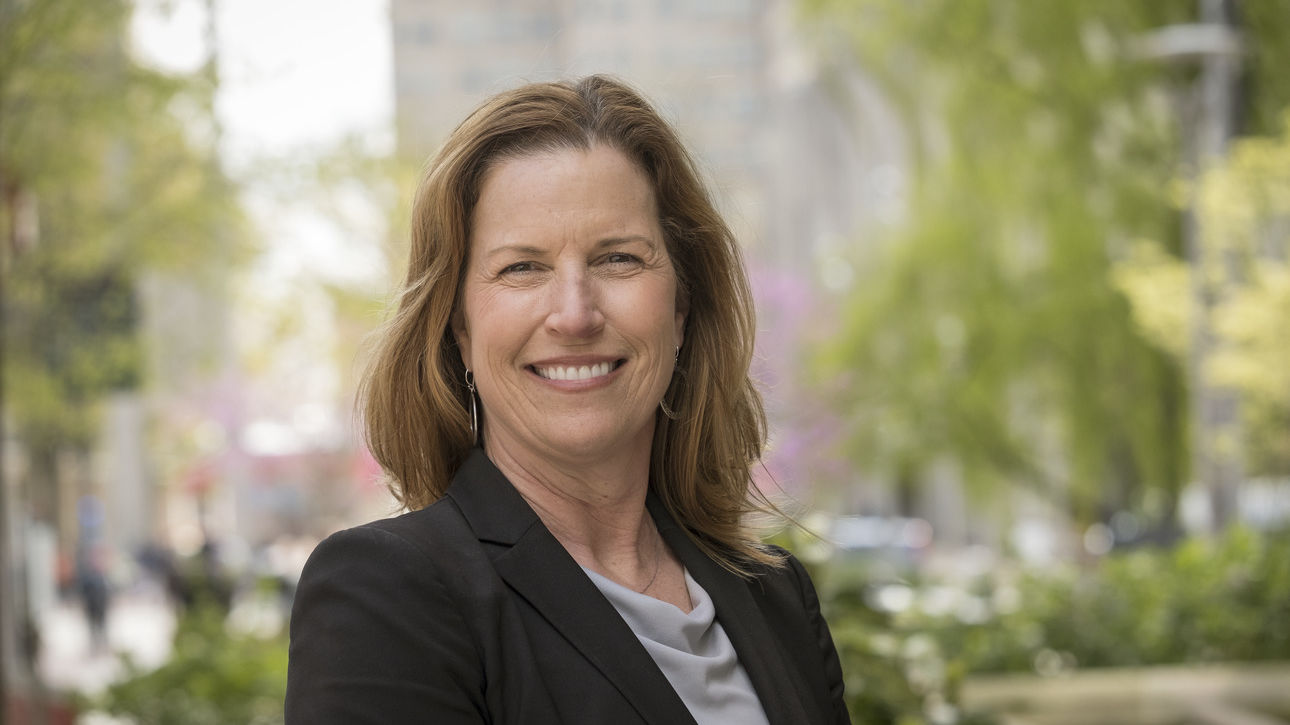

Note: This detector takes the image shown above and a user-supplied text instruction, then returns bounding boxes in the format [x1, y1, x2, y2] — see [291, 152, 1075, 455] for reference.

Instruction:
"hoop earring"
[660, 345, 681, 419]
[659, 397, 678, 420]
[464, 368, 479, 445]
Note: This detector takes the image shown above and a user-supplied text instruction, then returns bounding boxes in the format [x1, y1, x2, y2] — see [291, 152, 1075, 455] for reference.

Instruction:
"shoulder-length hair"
[360, 75, 778, 573]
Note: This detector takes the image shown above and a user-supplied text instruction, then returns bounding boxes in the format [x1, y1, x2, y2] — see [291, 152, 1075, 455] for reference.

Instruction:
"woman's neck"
[483, 434, 692, 611]
[483, 434, 656, 574]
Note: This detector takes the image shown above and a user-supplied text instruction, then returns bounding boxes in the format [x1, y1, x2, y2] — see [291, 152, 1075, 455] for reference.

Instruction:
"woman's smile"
[529, 358, 625, 383]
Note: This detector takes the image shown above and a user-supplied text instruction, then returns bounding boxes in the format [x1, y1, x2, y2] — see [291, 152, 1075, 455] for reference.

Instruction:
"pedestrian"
[75, 543, 109, 652]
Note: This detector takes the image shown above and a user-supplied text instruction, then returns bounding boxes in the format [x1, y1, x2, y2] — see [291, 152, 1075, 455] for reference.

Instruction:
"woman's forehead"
[470, 147, 661, 247]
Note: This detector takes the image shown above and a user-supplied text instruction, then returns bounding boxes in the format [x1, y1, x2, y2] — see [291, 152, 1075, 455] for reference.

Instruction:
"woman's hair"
[360, 75, 778, 573]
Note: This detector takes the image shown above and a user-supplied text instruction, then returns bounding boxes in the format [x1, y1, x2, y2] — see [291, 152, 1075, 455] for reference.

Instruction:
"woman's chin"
[491, 419, 655, 466]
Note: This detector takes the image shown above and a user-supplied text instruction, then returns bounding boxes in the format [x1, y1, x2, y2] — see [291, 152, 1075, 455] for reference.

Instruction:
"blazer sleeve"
[285, 525, 486, 725]
[786, 553, 851, 724]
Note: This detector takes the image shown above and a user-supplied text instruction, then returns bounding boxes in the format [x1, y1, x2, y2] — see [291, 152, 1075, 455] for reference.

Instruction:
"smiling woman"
[285, 75, 849, 725]
[455, 146, 686, 476]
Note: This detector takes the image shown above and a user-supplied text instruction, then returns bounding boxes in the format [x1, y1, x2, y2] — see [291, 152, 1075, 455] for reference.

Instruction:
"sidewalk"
[38, 588, 176, 696]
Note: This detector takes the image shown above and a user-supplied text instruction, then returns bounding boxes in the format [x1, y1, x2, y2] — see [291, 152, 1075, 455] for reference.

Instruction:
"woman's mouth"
[530, 360, 624, 381]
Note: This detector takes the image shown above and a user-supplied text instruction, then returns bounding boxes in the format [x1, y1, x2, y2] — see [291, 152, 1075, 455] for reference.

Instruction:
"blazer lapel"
[446, 450, 697, 725]
[648, 495, 815, 725]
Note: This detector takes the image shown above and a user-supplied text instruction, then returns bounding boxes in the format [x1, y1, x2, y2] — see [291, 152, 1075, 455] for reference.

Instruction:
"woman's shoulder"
[287, 500, 492, 722]
[299, 497, 480, 591]
[354, 496, 473, 548]
[326, 495, 472, 547]
[742, 544, 824, 610]
[743, 543, 806, 579]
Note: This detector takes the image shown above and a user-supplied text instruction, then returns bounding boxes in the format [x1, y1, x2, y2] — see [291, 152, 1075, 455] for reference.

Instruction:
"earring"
[659, 397, 678, 420]
[464, 368, 479, 445]
[660, 345, 681, 419]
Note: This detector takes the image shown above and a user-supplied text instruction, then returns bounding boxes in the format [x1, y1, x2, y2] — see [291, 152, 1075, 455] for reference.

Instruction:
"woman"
[285, 75, 849, 725]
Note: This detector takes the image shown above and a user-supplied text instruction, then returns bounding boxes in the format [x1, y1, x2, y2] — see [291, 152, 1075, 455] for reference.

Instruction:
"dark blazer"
[286, 449, 850, 724]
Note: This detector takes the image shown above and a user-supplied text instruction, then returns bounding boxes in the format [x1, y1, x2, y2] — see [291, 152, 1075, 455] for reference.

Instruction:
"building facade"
[387, 0, 902, 272]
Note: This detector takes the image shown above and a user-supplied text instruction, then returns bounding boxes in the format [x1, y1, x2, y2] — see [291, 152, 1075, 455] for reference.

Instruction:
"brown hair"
[360, 75, 778, 572]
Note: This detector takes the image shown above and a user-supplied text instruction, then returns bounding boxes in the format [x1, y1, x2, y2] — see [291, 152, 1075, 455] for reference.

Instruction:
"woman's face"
[453, 145, 686, 467]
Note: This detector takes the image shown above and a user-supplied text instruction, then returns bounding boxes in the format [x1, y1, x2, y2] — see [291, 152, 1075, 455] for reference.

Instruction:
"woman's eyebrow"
[595, 235, 658, 251]
[483, 244, 546, 261]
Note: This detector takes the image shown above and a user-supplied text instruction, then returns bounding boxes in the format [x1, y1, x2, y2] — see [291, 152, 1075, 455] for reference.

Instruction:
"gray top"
[583, 566, 772, 725]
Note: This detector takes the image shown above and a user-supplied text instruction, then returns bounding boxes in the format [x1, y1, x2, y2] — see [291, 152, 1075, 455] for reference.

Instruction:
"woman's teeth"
[534, 361, 615, 381]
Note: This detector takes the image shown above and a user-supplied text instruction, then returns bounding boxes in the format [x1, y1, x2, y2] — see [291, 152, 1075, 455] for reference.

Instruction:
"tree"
[1, 0, 247, 514]
[1118, 113, 1290, 474]
[1, 0, 248, 699]
[802, 1, 1290, 533]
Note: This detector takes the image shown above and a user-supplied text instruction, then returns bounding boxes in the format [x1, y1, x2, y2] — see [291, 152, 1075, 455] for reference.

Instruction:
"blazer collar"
[443, 447, 541, 545]
[445, 449, 697, 725]
[444, 449, 814, 725]
[647, 496, 816, 725]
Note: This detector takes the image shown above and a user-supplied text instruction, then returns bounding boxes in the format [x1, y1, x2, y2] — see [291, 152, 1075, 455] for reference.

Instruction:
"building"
[387, 0, 903, 273]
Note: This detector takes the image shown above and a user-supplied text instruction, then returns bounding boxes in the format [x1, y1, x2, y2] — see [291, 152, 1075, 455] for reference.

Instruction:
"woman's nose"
[544, 270, 605, 339]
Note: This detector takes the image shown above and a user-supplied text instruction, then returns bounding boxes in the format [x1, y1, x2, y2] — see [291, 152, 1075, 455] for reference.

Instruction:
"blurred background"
[2, 0, 1288, 723]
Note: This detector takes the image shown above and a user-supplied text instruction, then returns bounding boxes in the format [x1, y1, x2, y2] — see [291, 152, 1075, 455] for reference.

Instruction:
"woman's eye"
[605, 252, 641, 265]
[500, 261, 535, 274]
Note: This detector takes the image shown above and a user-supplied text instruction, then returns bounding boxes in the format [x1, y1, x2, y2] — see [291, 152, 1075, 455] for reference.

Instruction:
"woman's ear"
[673, 287, 689, 351]
[451, 309, 471, 368]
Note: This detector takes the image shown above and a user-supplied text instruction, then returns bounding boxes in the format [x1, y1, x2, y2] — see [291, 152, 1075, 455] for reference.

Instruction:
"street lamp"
[1137, 0, 1246, 531]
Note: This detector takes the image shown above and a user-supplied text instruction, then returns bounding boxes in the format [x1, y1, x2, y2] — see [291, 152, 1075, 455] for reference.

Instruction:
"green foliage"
[800, 0, 1208, 524]
[824, 586, 997, 725]
[785, 525, 1290, 722]
[773, 529, 999, 725]
[800, 0, 1290, 527]
[834, 527, 1290, 678]
[89, 605, 288, 725]
[1117, 115, 1290, 473]
[0, 0, 248, 455]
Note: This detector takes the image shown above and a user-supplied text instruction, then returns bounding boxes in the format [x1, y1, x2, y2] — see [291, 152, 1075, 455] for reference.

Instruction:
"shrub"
[87, 604, 288, 725]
